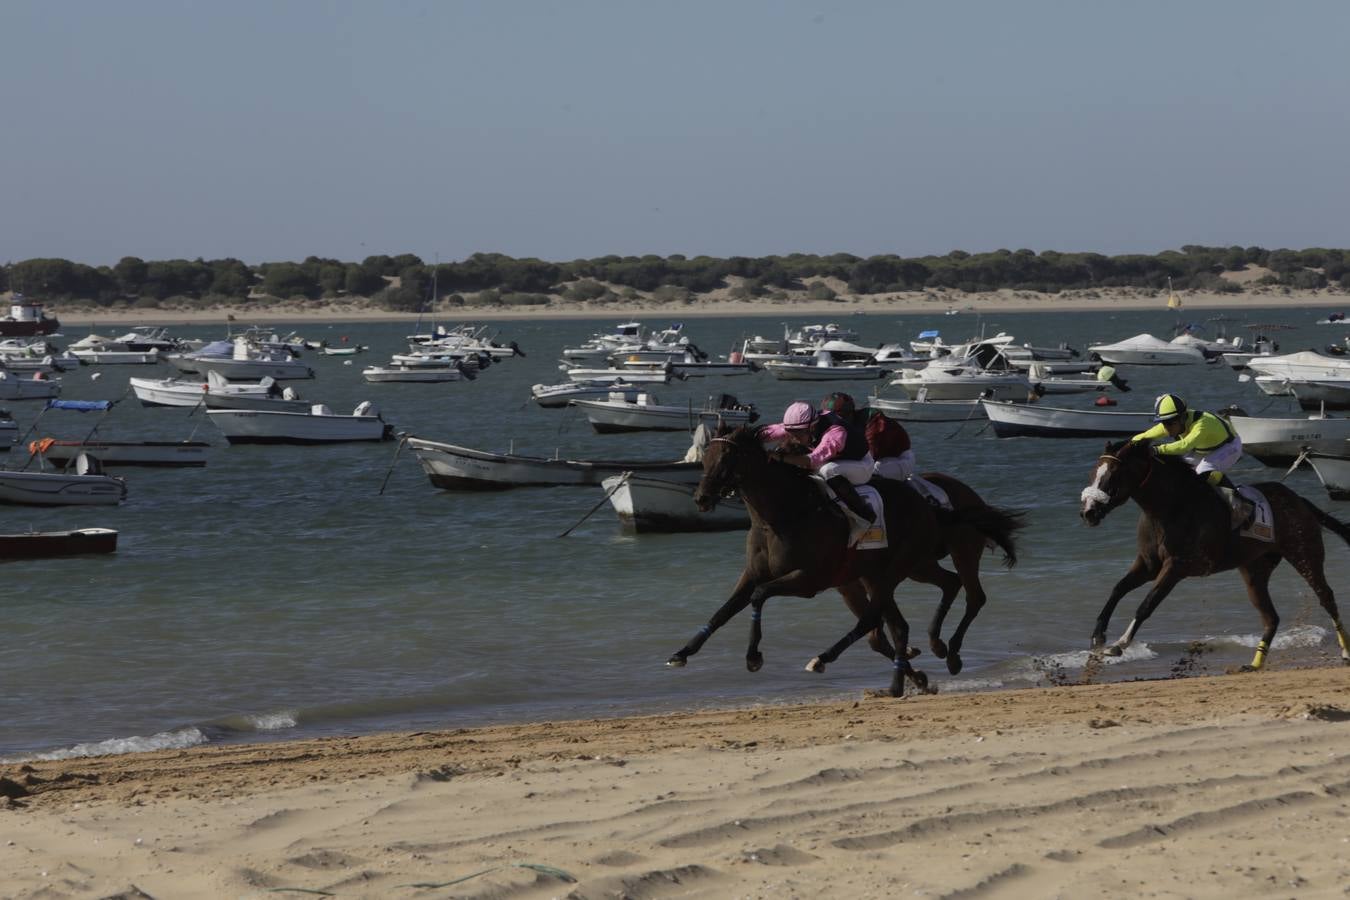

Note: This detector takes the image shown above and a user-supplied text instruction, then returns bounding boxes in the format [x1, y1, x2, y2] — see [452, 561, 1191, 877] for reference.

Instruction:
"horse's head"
[1081, 439, 1152, 526]
[693, 424, 765, 511]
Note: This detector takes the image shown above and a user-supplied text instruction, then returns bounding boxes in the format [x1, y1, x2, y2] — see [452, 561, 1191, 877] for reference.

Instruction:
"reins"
[1099, 449, 1153, 492]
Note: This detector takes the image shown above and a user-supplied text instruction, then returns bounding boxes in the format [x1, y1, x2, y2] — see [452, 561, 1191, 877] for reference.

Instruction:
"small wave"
[995, 643, 1158, 685]
[10, 727, 209, 763]
[941, 678, 1006, 693]
[1205, 624, 1328, 650]
[245, 711, 299, 731]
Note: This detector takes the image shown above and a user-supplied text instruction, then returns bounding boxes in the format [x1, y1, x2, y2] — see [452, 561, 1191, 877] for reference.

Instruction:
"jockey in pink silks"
[759, 400, 876, 522]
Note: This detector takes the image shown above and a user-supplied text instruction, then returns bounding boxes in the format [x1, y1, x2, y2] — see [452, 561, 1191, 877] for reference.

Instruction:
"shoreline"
[40, 287, 1350, 326]
[4, 665, 1350, 896]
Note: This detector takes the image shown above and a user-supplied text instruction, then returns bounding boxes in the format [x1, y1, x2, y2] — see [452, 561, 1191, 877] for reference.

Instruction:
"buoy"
[1094, 395, 1116, 407]
[90, 372, 102, 381]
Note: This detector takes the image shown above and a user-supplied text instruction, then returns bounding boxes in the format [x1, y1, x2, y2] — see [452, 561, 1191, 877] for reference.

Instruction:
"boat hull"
[1228, 416, 1350, 466]
[866, 397, 987, 422]
[980, 401, 1154, 438]
[601, 474, 749, 532]
[192, 358, 315, 381]
[37, 441, 211, 467]
[0, 527, 118, 558]
[206, 410, 390, 444]
[762, 363, 890, 381]
[407, 437, 700, 490]
[570, 400, 756, 434]
[1307, 455, 1350, 500]
[0, 471, 127, 506]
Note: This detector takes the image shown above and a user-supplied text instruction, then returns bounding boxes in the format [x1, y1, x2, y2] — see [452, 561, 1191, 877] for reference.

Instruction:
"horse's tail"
[949, 504, 1027, 568]
[1303, 496, 1350, 548]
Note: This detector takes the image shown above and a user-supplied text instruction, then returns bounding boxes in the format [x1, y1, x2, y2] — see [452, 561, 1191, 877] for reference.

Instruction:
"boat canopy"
[917, 329, 940, 339]
[45, 399, 112, 412]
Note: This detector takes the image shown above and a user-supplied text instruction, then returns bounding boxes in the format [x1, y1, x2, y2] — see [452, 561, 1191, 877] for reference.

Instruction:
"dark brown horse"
[666, 426, 1023, 695]
[1081, 438, 1350, 668]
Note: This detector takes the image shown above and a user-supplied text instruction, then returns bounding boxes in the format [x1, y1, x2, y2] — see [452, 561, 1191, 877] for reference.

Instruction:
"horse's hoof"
[805, 657, 826, 673]
[930, 639, 949, 660]
[909, 670, 930, 693]
[666, 655, 687, 668]
[746, 654, 763, 673]
[1239, 664, 1262, 673]
[907, 646, 922, 660]
[1105, 646, 1123, 657]
[946, 654, 963, 676]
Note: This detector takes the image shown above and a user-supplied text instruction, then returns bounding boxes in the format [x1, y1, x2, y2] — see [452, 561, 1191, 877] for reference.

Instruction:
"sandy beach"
[44, 285, 1350, 327]
[5, 665, 1350, 898]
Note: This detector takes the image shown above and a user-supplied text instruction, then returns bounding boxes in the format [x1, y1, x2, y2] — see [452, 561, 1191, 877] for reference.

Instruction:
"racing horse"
[1081, 438, 1350, 668]
[665, 425, 1022, 695]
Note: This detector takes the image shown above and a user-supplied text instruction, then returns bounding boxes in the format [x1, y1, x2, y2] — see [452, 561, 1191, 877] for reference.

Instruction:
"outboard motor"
[354, 400, 379, 418]
[509, 340, 526, 358]
[311, 403, 334, 416]
[456, 361, 477, 381]
[282, 386, 299, 400]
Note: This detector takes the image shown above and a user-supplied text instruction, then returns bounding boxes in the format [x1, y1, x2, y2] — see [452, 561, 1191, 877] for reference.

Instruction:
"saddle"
[812, 477, 888, 549]
[1218, 484, 1275, 542]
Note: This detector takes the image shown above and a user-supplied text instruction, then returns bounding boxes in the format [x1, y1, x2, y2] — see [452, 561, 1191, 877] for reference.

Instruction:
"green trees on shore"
[4, 245, 1346, 308]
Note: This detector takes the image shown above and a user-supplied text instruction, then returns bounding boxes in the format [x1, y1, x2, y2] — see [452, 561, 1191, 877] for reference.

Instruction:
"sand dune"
[43, 285, 1350, 326]
[4, 666, 1350, 897]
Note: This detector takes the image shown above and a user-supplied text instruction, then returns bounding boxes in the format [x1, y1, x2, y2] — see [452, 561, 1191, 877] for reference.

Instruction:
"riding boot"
[1213, 476, 1248, 530]
[827, 476, 876, 523]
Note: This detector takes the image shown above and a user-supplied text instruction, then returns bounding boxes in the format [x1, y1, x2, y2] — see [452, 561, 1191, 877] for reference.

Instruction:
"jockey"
[819, 391, 917, 482]
[1130, 393, 1243, 490]
[760, 399, 877, 522]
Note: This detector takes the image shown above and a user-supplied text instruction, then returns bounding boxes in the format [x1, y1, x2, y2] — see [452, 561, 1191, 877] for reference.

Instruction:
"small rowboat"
[980, 400, 1154, 438]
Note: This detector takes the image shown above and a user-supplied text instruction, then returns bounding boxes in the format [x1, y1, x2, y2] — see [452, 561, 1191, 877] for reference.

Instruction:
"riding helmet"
[782, 401, 818, 428]
[820, 391, 857, 417]
[1152, 393, 1187, 423]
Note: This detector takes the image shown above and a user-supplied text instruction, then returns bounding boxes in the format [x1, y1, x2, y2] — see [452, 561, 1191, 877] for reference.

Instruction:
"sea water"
[3, 307, 1346, 760]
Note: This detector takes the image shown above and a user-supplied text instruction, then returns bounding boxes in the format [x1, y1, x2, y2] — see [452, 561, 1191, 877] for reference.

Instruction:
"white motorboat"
[1290, 379, 1350, 411]
[891, 366, 1035, 402]
[110, 326, 183, 352]
[1023, 364, 1108, 395]
[0, 371, 60, 401]
[0, 455, 127, 506]
[130, 375, 211, 407]
[207, 402, 393, 444]
[865, 396, 987, 422]
[761, 351, 890, 382]
[622, 354, 759, 378]
[201, 390, 311, 413]
[601, 473, 748, 532]
[1316, 313, 1349, 326]
[564, 366, 675, 384]
[531, 382, 642, 409]
[1227, 412, 1350, 466]
[319, 344, 369, 356]
[173, 337, 313, 381]
[362, 364, 464, 383]
[1306, 452, 1350, 500]
[406, 436, 702, 490]
[69, 348, 163, 365]
[30, 438, 211, 467]
[570, 392, 759, 434]
[980, 400, 1154, 438]
[1087, 334, 1205, 365]
[193, 353, 314, 381]
[131, 372, 295, 409]
[1245, 350, 1350, 383]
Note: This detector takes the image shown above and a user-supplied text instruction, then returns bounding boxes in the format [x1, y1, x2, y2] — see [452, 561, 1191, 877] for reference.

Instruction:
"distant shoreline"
[43, 287, 1350, 327]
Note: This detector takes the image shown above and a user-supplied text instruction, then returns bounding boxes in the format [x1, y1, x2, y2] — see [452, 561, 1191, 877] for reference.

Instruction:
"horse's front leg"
[1091, 555, 1155, 651]
[1107, 562, 1184, 656]
[667, 569, 757, 668]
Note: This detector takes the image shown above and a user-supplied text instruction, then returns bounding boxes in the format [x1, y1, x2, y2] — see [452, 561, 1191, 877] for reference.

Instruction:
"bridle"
[1098, 446, 1154, 496]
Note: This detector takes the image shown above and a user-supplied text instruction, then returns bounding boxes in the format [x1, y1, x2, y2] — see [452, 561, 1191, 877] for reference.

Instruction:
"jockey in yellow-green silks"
[1130, 393, 1244, 489]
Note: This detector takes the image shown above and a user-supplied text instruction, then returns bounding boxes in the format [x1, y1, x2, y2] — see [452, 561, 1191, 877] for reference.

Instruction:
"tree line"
[3, 246, 1346, 311]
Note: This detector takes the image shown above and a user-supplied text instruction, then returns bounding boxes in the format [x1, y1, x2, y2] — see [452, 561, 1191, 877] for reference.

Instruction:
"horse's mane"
[719, 425, 823, 488]
[1110, 438, 1219, 496]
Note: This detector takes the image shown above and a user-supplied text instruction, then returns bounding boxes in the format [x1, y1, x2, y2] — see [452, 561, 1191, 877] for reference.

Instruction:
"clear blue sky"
[3, 0, 1347, 266]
